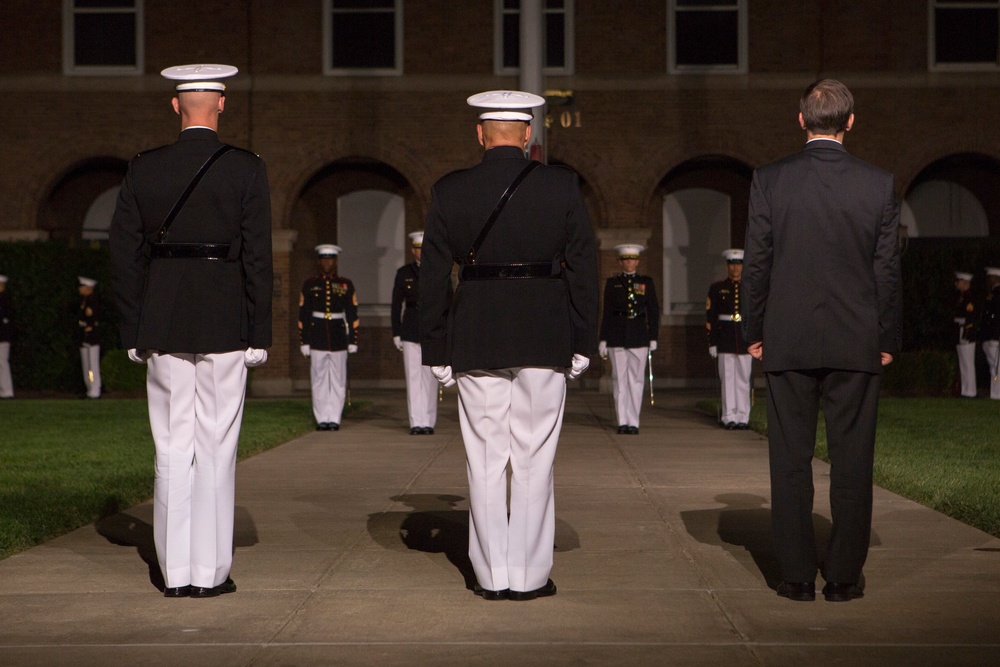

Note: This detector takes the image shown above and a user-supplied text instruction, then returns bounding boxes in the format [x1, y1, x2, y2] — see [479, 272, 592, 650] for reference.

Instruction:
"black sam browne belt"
[459, 261, 562, 281]
[149, 243, 232, 260]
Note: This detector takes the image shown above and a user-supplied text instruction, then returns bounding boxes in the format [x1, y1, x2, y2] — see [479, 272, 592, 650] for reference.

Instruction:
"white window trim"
[62, 0, 144, 76]
[928, 0, 1000, 72]
[667, 0, 747, 75]
[323, 0, 404, 76]
[494, 0, 576, 76]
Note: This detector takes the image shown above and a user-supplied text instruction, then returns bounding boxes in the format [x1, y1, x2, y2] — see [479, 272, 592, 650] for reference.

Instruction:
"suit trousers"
[0, 341, 12, 398]
[765, 368, 881, 585]
[456, 367, 566, 593]
[402, 341, 438, 428]
[609, 346, 648, 427]
[310, 349, 347, 425]
[718, 353, 752, 424]
[957, 342, 977, 397]
[982, 340, 1000, 399]
[147, 350, 246, 589]
[80, 344, 101, 397]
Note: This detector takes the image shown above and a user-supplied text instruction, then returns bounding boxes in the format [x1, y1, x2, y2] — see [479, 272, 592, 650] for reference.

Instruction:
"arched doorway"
[902, 153, 1000, 239]
[39, 158, 128, 245]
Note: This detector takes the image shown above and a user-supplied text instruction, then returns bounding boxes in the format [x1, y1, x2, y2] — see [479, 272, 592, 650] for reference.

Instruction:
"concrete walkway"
[1, 389, 998, 666]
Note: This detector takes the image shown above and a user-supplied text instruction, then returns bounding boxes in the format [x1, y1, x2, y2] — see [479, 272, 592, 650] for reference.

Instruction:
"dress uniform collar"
[177, 127, 219, 142]
[482, 146, 528, 162]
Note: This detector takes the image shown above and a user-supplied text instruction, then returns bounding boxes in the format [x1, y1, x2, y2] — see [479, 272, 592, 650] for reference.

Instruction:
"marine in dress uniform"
[420, 90, 599, 601]
[0, 275, 12, 398]
[954, 271, 977, 398]
[706, 249, 752, 429]
[110, 64, 273, 598]
[598, 244, 659, 434]
[77, 276, 102, 398]
[299, 244, 359, 431]
[391, 231, 442, 434]
[980, 267, 1000, 400]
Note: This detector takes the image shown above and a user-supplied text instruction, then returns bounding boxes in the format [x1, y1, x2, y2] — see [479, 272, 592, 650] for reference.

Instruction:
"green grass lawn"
[699, 396, 1000, 538]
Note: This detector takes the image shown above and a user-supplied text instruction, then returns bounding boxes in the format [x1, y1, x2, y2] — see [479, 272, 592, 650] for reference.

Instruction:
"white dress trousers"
[147, 350, 247, 589]
[608, 346, 648, 427]
[957, 341, 976, 398]
[456, 367, 566, 593]
[79, 343, 101, 398]
[982, 340, 1000, 399]
[310, 349, 347, 424]
[0, 341, 12, 398]
[402, 341, 438, 428]
[718, 353, 753, 424]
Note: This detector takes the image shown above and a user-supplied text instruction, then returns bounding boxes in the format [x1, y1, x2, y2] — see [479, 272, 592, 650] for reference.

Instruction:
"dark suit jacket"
[420, 146, 599, 373]
[743, 139, 900, 374]
[110, 128, 273, 354]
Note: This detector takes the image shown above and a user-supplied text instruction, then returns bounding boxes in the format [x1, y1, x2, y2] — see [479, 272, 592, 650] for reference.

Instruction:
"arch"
[38, 157, 128, 245]
[902, 153, 1000, 238]
[82, 186, 121, 242]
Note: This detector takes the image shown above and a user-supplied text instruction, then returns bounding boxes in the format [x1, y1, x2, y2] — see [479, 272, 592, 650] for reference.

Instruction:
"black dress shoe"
[423, 427, 434, 435]
[822, 582, 863, 602]
[776, 581, 815, 601]
[736, 423, 749, 430]
[317, 423, 328, 431]
[409, 427, 421, 435]
[472, 583, 509, 601]
[191, 577, 237, 598]
[330, 423, 340, 431]
[627, 426, 639, 435]
[508, 579, 557, 601]
[616, 425, 628, 434]
[163, 585, 191, 598]
[725, 422, 737, 430]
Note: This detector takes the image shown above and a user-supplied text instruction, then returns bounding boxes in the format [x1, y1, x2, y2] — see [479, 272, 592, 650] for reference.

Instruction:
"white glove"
[348, 344, 358, 354]
[709, 346, 718, 359]
[244, 347, 268, 368]
[649, 341, 658, 352]
[431, 365, 456, 388]
[566, 353, 590, 380]
[393, 336, 403, 351]
[598, 341, 607, 359]
[127, 348, 149, 364]
[300, 344, 310, 357]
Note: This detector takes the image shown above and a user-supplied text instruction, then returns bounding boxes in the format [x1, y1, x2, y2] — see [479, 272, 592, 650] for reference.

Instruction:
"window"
[63, 0, 143, 75]
[668, 0, 746, 74]
[930, 1, 1000, 70]
[324, 0, 403, 75]
[495, 0, 575, 75]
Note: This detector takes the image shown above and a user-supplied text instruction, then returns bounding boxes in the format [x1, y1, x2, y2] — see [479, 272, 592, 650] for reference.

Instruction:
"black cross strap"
[155, 145, 234, 243]
[465, 160, 541, 265]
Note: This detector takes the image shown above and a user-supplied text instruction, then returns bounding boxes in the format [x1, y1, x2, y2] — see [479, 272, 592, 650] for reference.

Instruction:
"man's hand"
[244, 348, 268, 368]
[598, 341, 607, 359]
[431, 365, 456, 387]
[300, 344, 311, 357]
[393, 336, 403, 352]
[127, 348, 150, 364]
[709, 346, 718, 359]
[348, 344, 358, 354]
[881, 352, 893, 366]
[649, 341, 658, 352]
[566, 353, 590, 380]
[748, 342, 763, 361]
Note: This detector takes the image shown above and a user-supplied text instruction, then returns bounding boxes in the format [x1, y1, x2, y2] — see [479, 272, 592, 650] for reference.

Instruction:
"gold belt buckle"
[732, 313, 742, 322]
[324, 312, 335, 320]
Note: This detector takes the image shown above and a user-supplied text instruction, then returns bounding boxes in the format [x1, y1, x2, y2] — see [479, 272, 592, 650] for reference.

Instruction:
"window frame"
[493, 0, 576, 76]
[62, 0, 144, 76]
[928, 0, 1000, 72]
[322, 0, 404, 77]
[667, 0, 747, 75]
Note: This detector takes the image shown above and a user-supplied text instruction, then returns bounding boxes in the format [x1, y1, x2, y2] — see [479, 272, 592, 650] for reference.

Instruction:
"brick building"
[2, 1, 999, 395]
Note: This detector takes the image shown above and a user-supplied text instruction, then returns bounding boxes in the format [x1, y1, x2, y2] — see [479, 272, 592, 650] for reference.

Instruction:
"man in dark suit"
[110, 64, 272, 599]
[420, 90, 598, 601]
[743, 79, 900, 603]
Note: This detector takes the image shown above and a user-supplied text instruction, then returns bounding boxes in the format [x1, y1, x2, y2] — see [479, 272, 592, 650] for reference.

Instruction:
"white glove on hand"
[300, 344, 310, 357]
[244, 348, 268, 368]
[649, 341, 658, 352]
[566, 353, 590, 380]
[598, 341, 607, 359]
[348, 344, 358, 354]
[709, 346, 718, 359]
[431, 365, 456, 388]
[393, 336, 403, 351]
[127, 348, 149, 365]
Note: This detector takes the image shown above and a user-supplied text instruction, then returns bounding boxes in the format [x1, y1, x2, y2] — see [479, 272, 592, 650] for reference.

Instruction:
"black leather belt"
[149, 243, 231, 260]
[459, 262, 561, 281]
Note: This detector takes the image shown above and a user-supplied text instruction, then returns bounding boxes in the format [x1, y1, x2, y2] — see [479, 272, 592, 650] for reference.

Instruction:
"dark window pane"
[677, 0, 737, 6]
[675, 10, 738, 66]
[503, 13, 520, 68]
[332, 13, 395, 68]
[74, 13, 136, 66]
[935, 8, 999, 63]
[333, 0, 394, 8]
[75, 0, 134, 7]
[504, 0, 520, 9]
[545, 13, 565, 67]
[545, 0, 564, 8]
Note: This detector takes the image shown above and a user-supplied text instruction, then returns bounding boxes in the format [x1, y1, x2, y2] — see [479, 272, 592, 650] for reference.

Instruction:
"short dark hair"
[799, 79, 854, 135]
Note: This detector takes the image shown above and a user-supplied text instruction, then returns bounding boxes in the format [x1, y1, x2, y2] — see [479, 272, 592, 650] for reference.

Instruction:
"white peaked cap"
[615, 244, 645, 258]
[723, 248, 744, 262]
[315, 244, 342, 257]
[955, 271, 973, 281]
[986, 267, 1000, 277]
[467, 90, 545, 121]
[78, 276, 97, 287]
[161, 64, 238, 92]
[408, 231, 424, 246]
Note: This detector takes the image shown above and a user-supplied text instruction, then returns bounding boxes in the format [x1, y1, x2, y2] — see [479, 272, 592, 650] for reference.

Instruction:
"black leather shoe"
[423, 427, 434, 435]
[776, 581, 815, 601]
[822, 582, 863, 602]
[473, 583, 509, 601]
[725, 422, 737, 430]
[330, 423, 340, 431]
[316, 423, 328, 431]
[616, 425, 628, 434]
[409, 427, 421, 435]
[191, 578, 237, 598]
[736, 423, 749, 430]
[163, 585, 191, 598]
[508, 579, 557, 601]
[627, 426, 639, 435]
